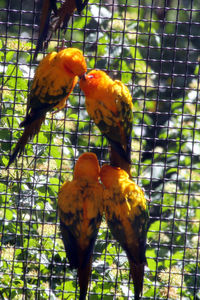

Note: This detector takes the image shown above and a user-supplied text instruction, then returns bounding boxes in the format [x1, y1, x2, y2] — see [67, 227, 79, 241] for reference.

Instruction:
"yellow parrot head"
[79, 69, 112, 97]
[100, 164, 129, 188]
[58, 48, 87, 77]
[74, 152, 100, 181]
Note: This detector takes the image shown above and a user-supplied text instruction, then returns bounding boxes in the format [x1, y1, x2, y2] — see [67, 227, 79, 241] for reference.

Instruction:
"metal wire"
[0, 0, 199, 299]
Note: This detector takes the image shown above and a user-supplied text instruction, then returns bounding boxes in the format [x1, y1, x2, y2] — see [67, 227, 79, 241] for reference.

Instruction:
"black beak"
[80, 73, 86, 80]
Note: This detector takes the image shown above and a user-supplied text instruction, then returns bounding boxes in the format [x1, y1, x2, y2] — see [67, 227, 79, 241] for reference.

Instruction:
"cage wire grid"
[0, 0, 199, 299]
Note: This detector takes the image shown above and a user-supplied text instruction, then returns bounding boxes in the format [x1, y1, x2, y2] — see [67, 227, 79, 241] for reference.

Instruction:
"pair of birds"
[7, 47, 133, 172]
[6, 47, 149, 299]
[58, 152, 148, 300]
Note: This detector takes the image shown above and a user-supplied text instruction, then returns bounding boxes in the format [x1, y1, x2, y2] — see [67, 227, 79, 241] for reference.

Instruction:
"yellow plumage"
[30, 48, 86, 109]
[59, 178, 103, 249]
[7, 48, 87, 168]
[58, 152, 103, 300]
[100, 164, 149, 300]
[79, 69, 133, 175]
[79, 70, 133, 129]
[102, 165, 146, 218]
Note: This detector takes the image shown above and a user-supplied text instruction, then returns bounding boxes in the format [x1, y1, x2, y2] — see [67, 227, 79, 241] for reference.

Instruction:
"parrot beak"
[80, 73, 86, 80]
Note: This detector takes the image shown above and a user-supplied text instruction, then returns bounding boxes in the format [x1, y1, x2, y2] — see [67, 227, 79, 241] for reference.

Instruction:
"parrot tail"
[34, 0, 57, 60]
[108, 137, 131, 164]
[110, 145, 131, 177]
[129, 261, 145, 300]
[75, 0, 89, 14]
[78, 257, 92, 300]
[6, 116, 45, 169]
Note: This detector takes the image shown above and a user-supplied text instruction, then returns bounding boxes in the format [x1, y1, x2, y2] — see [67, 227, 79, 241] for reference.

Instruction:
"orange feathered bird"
[34, 0, 89, 59]
[100, 165, 149, 300]
[7, 48, 87, 168]
[58, 152, 103, 300]
[79, 70, 133, 176]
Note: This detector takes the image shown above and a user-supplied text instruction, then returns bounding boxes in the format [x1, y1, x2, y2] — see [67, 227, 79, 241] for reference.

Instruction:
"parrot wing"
[105, 188, 149, 300]
[90, 95, 133, 163]
[60, 215, 101, 269]
[60, 216, 100, 300]
[60, 219, 79, 269]
[128, 206, 149, 300]
[21, 67, 76, 127]
[6, 57, 77, 167]
[108, 193, 149, 264]
[58, 175, 103, 300]
[129, 205, 149, 264]
[113, 80, 133, 162]
[58, 180, 103, 269]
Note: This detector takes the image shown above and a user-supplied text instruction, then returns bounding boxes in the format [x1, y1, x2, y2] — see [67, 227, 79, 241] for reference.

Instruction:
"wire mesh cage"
[0, 0, 200, 299]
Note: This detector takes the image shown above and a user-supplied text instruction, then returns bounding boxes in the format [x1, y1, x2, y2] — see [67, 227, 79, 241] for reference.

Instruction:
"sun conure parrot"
[79, 69, 133, 176]
[58, 152, 103, 300]
[7, 48, 87, 168]
[34, 0, 89, 59]
[100, 164, 149, 300]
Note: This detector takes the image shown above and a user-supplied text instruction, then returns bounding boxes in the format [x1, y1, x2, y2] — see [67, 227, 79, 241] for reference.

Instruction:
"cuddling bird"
[7, 48, 87, 168]
[34, 0, 89, 59]
[58, 152, 103, 300]
[100, 164, 149, 300]
[79, 70, 133, 176]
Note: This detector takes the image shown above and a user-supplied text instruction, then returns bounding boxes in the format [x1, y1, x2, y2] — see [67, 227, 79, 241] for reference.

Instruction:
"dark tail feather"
[50, 0, 57, 14]
[34, 0, 57, 60]
[129, 261, 145, 300]
[107, 136, 131, 164]
[61, 15, 71, 31]
[59, 220, 79, 270]
[110, 145, 131, 177]
[78, 257, 92, 300]
[75, 0, 89, 14]
[6, 117, 44, 169]
[19, 113, 41, 128]
[126, 134, 132, 163]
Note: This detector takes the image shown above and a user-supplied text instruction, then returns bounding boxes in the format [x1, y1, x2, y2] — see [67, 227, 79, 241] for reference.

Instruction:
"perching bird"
[79, 70, 133, 176]
[7, 48, 87, 168]
[34, 0, 89, 59]
[100, 165, 149, 300]
[58, 152, 103, 300]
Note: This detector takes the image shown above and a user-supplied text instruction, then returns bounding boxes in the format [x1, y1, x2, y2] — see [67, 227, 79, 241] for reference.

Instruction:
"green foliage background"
[0, 0, 199, 299]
